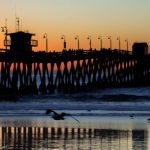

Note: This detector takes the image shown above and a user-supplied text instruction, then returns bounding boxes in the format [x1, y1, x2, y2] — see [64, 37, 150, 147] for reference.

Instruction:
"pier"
[0, 49, 150, 95]
[0, 31, 150, 95]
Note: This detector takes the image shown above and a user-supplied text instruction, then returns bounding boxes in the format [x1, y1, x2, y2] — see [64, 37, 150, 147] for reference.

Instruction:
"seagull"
[45, 109, 80, 123]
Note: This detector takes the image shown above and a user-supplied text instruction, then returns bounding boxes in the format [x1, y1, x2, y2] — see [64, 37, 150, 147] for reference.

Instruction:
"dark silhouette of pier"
[0, 31, 150, 96]
[0, 48, 150, 95]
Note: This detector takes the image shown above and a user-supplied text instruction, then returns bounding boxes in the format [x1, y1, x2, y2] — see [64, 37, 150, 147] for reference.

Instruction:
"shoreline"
[0, 115, 150, 130]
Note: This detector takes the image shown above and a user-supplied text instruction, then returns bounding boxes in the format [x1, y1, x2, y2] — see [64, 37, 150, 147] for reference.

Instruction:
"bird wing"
[64, 113, 80, 123]
[71, 115, 80, 123]
[45, 109, 58, 115]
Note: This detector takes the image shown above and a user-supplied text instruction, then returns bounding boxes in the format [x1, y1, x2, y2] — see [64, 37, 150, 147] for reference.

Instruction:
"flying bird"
[45, 109, 80, 123]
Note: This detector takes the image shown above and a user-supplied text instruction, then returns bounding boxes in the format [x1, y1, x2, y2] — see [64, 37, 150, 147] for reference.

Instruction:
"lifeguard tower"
[5, 31, 38, 54]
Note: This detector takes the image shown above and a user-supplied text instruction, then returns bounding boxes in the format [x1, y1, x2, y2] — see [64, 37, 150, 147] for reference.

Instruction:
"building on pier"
[4, 31, 38, 54]
[132, 42, 148, 56]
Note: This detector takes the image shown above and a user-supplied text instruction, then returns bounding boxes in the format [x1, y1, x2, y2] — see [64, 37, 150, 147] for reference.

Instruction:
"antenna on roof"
[16, 17, 20, 32]
[5, 18, 7, 28]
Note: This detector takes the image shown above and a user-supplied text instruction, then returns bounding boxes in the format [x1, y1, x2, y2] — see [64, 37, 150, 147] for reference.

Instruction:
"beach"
[0, 87, 150, 149]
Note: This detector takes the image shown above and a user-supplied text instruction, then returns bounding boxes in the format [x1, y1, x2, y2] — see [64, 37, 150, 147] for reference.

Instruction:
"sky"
[0, 0, 150, 51]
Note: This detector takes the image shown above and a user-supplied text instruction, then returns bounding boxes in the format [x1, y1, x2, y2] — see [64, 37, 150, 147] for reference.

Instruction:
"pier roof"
[7, 31, 35, 36]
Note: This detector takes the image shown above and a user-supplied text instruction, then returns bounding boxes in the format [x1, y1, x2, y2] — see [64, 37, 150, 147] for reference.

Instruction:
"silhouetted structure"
[132, 42, 148, 56]
[5, 31, 38, 54]
[0, 31, 150, 96]
[0, 48, 149, 96]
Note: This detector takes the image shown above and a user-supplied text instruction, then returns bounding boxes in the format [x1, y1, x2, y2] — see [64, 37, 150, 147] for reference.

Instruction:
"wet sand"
[0, 116, 150, 149]
[0, 115, 150, 129]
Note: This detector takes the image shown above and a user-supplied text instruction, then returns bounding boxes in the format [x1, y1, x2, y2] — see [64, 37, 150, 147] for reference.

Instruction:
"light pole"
[108, 36, 112, 50]
[43, 33, 48, 52]
[61, 35, 66, 51]
[117, 37, 121, 50]
[75, 35, 80, 50]
[98, 35, 102, 50]
[125, 39, 129, 51]
[1, 26, 8, 50]
[87, 35, 92, 50]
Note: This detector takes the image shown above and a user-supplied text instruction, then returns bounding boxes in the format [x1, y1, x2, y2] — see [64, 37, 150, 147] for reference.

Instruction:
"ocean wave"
[1, 110, 150, 118]
[101, 94, 150, 101]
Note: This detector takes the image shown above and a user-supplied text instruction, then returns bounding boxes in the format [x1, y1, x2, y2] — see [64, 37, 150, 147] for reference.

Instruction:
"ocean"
[0, 87, 150, 149]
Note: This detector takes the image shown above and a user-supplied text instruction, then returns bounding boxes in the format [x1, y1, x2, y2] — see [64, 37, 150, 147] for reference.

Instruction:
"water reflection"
[0, 126, 149, 150]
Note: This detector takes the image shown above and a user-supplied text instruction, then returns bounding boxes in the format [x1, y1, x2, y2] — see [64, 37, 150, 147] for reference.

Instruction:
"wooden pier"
[0, 31, 149, 96]
[0, 49, 150, 95]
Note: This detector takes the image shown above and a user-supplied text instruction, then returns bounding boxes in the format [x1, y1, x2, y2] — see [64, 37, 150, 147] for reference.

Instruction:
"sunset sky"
[0, 0, 150, 51]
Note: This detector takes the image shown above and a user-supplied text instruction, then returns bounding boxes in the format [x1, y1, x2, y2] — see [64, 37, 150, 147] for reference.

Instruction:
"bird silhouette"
[130, 114, 134, 118]
[45, 109, 80, 123]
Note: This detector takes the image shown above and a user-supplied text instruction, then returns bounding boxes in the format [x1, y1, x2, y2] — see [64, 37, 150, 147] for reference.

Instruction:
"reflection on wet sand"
[0, 126, 149, 150]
